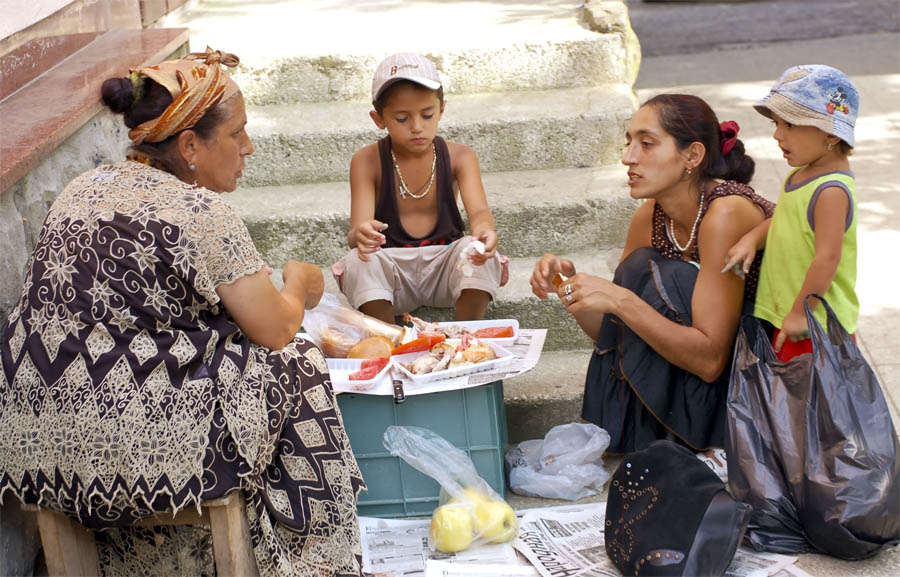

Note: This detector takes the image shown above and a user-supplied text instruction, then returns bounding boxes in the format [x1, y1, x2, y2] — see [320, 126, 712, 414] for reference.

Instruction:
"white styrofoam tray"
[410, 319, 519, 345]
[326, 358, 391, 392]
[391, 341, 514, 384]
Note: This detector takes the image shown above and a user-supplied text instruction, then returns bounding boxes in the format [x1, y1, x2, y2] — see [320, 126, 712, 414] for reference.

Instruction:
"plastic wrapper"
[727, 296, 900, 559]
[383, 426, 519, 553]
[302, 292, 404, 358]
[505, 422, 611, 500]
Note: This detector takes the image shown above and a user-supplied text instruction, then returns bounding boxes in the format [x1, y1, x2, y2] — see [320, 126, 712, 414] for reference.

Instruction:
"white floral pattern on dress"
[0, 161, 365, 576]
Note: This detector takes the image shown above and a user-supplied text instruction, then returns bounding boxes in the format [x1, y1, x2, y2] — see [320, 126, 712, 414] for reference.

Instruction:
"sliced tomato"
[361, 357, 390, 373]
[392, 334, 446, 355]
[473, 326, 514, 339]
[348, 366, 378, 381]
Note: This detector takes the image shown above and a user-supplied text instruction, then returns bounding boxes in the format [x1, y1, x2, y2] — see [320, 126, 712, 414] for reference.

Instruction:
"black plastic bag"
[726, 295, 900, 559]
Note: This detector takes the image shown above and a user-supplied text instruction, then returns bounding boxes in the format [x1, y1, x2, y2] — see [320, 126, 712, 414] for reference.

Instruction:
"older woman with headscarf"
[0, 49, 365, 576]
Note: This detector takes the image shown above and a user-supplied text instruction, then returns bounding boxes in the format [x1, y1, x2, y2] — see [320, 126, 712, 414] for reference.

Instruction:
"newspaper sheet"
[424, 561, 540, 576]
[335, 328, 546, 396]
[361, 503, 802, 577]
[360, 516, 528, 577]
[512, 504, 800, 577]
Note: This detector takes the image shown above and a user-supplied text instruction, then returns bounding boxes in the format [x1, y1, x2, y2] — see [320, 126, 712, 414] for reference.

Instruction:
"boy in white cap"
[332, 53, 505, 323]
[723, 65, 860, 361]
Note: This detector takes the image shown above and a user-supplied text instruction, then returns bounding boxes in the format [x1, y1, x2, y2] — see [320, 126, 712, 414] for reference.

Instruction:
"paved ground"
[626, 2, 900, 574]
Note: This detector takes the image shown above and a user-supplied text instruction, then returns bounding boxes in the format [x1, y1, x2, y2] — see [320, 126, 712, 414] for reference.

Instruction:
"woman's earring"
[827, 142, 835, 151]
[189, 162, 196, 171]
[686, 167, 693, 175]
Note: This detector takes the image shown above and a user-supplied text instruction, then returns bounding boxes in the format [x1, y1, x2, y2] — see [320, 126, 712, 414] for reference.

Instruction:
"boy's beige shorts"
[332, 237, 507, 313]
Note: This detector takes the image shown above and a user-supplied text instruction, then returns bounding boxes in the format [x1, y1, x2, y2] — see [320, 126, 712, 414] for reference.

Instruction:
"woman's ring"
[564, 284, 572, 296]
[565, 295, 573, 303]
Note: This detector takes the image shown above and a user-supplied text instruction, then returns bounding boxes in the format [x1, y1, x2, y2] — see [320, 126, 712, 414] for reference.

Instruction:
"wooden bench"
[21, 492, 258, 577]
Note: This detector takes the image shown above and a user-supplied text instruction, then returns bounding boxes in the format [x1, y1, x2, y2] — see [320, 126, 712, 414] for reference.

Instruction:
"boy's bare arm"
[348, 145, 388, 260]
[450, 143, 497, 262]
[775, 186, 849, 350]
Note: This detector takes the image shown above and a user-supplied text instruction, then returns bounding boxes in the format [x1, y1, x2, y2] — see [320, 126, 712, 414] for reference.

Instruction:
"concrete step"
[242, 85, 636, 186]
[503, 351, 592, 444]
[277, 248, 620, 353]
[229, 165, 639, 267]
[162, 0, 638, 104]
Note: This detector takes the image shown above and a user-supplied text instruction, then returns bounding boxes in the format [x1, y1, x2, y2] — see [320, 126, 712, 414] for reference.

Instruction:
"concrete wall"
[0, 0, 75, 40]
[1, 110, 129, 331]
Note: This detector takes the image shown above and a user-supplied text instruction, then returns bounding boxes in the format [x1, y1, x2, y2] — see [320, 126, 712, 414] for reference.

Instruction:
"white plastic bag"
[383, 426, 519, 553]
[505, 422, 611, 500]
[302, 292, 403, 357]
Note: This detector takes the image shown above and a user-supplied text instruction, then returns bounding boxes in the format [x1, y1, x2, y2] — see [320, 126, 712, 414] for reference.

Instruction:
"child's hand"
[721, 233, 757, 279]
[774, 310, 810, 353]
[470, 231, 498, 265]
[530, 253, 576, 300]
[355, 220, 388, 262]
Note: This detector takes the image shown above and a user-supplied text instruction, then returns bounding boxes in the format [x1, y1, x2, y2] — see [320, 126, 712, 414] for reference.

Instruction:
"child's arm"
[775, 186, 850, 352]
[451, 143, 496, 265]
[722, 218, 771, 277]
[348, 145, 388, 262]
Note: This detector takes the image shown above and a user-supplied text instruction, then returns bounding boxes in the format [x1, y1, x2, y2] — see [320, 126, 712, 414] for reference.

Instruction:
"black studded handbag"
[605, 440, 751, 576]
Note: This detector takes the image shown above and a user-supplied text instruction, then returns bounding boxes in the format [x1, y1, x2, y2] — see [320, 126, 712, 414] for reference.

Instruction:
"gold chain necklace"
[392, 143, 436, 199]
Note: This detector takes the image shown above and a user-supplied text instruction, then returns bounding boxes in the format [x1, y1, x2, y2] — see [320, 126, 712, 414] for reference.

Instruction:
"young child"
[332, 53, 506, 324]
[724, 65, 859, 361]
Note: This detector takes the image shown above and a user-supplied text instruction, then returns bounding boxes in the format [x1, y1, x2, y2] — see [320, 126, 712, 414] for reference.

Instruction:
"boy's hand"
[531, 253, 576, 300]
[774, 310, 810, 353]
[721, 233, 757, 279]
[469, 231, 498, 265]
[355, 220, 388, 262]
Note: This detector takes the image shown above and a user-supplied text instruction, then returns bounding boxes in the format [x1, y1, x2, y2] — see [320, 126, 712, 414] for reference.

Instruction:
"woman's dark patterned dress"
[0, 161, 365, 576]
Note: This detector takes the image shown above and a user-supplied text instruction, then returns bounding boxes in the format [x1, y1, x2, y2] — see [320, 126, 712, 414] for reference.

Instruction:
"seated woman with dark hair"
[531, 94, 774, 455]
[0, 49, 365, 576]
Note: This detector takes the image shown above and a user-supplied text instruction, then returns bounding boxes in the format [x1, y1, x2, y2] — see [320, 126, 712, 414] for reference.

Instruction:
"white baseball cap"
[371, 53, 442, 103]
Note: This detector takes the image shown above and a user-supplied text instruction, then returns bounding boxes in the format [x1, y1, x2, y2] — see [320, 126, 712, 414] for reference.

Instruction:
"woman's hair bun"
[101, 77, 135, 114]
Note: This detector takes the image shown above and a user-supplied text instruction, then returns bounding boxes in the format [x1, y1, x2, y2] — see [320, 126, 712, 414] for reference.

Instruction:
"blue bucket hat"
[754, 65, 858, 147]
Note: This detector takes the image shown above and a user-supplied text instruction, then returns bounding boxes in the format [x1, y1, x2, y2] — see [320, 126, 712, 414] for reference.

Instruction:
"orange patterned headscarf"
[128, 48, 240, 145]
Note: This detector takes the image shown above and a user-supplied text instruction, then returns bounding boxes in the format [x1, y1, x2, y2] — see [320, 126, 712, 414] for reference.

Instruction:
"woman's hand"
[561, 274, 624, 316]
[774, 309, 809, 353]
[283, 261, 324, 310]
[218, 261, 323, 350]
[354, 220, 388, 262]
[531, 253, 576, 300]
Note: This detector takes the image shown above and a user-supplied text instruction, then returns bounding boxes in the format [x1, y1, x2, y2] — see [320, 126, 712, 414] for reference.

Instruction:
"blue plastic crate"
[337, 381, 507, 518]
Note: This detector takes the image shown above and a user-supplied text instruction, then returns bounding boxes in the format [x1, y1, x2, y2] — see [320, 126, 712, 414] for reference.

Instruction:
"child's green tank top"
[754, 169, 858, 333]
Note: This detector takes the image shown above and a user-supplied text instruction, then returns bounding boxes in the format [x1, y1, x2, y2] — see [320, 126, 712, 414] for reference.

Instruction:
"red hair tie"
[719, 120, 740, 156]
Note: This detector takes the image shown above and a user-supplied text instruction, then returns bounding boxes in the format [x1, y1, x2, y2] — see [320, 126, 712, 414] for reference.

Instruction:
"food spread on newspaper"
[336, 328, 546, 396]
[359, 503, 807, 577]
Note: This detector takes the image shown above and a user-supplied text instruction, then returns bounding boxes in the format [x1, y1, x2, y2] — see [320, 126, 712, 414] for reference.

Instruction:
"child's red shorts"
[772, 329, 856, 362]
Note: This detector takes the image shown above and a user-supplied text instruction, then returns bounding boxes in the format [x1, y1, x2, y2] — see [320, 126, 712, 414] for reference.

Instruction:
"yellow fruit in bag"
[430, 503, 474, 553]
[455, 489, 518, 543]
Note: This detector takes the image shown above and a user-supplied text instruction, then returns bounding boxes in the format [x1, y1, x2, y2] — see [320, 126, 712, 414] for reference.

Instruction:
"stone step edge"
[502, 350, 591, 444]
[234, 35, 633, 105]
[242, 84, 636, 187]
[230, 165, 640, 266]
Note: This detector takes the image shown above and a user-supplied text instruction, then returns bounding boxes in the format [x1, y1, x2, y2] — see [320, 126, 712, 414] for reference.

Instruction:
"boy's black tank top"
[376, 135, 465, 248]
